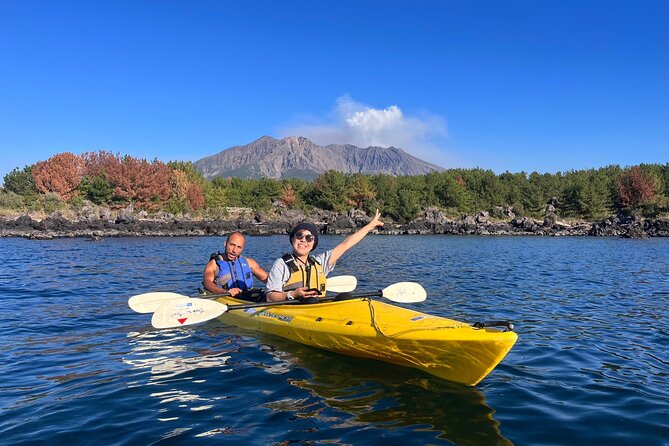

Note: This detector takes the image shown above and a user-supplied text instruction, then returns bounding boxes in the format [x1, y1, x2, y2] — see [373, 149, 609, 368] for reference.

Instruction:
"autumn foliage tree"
[279, 183, 297, 207]
[112, 157, 172, 209]
[82, 151, 172, 209]
[186, 183, 205, 210]
[616, 166, 659, 211]
[32, 153, 85, 201]
[81, 150, 118, 178]
[168, 163, 206, 212]
[171, 169, 190, 200]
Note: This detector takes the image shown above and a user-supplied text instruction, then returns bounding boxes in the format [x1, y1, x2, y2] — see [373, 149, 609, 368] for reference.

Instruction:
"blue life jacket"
[214, 255, 254, 291]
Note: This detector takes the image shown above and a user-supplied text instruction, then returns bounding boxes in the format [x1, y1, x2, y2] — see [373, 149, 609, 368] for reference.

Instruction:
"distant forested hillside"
[2, 150, 668, 223]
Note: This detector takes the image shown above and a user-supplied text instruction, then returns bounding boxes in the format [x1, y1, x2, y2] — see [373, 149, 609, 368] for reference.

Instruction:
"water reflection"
[123, 328, 234, 423]
[124, 330, 232, 382]
[249, 334, 514, 446]
[123, 321, 513, 444]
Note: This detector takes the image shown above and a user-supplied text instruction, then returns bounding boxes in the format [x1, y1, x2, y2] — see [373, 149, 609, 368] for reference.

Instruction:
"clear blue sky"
[1, 0, 667, 185]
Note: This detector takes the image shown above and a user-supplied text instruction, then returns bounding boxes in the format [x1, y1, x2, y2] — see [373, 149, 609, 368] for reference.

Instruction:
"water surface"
[1, 235, 668, 445]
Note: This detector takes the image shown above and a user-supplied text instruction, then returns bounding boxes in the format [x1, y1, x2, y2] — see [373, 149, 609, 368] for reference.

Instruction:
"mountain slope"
[194, 136, 444, 179]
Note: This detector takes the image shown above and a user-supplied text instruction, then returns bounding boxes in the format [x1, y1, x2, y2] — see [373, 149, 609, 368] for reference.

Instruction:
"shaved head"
[224, 232, 246, 260]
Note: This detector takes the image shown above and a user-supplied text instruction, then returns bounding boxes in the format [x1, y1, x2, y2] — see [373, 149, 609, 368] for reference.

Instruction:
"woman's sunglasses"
[294, 232, 315, 243]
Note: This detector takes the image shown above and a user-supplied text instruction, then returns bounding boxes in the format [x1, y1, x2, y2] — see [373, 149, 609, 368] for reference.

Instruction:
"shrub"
[0, 191, 26, 211]
[80, 175, 114, 204]
[40, 192, 65, 214]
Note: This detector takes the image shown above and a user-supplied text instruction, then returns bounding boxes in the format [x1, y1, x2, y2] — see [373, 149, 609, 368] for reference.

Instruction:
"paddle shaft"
[221, 290, 383, 312]
[150, 283, 421, 329]
[192, 275, 358, 300]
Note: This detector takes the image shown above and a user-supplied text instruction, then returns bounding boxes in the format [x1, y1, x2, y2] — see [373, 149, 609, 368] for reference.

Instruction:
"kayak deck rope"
[364, 299, 469, 338]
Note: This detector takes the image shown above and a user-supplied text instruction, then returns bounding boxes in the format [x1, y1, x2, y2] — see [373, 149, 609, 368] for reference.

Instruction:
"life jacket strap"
[281, 253, 320, 273]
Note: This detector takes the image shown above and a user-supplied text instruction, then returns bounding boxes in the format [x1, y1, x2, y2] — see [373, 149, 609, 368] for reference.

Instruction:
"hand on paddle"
[290, 287, 320, 300]
[227, 287, 243, 297]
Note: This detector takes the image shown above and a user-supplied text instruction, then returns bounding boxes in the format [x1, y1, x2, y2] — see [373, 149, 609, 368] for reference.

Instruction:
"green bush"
[0, 191, 26, 211]
[79, 175, 114, 204]
[165, 197, 188, 215]
[69, 195, 85, 210]
[40, 192, 65, 214]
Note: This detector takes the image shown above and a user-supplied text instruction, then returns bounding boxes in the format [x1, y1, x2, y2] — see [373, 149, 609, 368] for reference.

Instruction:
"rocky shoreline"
[1, 205, 668, 240]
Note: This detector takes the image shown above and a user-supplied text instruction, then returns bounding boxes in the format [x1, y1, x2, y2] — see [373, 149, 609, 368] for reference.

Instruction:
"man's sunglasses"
[294, 232, 315, 243]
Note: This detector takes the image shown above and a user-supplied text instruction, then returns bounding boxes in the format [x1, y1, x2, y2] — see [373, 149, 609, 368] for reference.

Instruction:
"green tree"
[204, 177, 229, 212]
[249, 178, 282, 210]
[3, 166, 37, 196]
[79, 175, 114, 204]
[369, 174, 399, 218]
[391, 176, 424, 222]
[346, 173, 377, 210]
[522, 172, 547, 216]
[660, 163, 669, 212]
[498, 171, 527, 209]
[309, 170, 349, 211]
[218, 177, 245, 206]
[453, 168, 501, 212]
[562, 169, 612, 219]
[39, 192, 65, 214]
[435, 174, 469, 211]
[281, 178, 311, 209]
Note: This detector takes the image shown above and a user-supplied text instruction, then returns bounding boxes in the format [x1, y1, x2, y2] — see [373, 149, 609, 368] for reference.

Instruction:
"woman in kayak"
[265, 209, 384, 302]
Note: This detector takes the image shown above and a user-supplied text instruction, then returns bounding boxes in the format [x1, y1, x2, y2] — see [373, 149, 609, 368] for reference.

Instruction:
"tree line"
[2, 150, 668, 222]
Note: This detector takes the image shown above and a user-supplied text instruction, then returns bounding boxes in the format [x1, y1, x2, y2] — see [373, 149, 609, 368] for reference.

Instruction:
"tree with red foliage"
[279, 183, 297, 207]
[616, 166, 659, 209]
[186, 183, 205, 211]
[82, 151, 173, 209]
[32, 152, 85, 201]
[81, 150, 119, 178]
[117, 157, 172, 209]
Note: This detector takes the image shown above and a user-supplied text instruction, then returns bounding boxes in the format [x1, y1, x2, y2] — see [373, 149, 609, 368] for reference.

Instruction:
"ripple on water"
[1, 235, 669, 445]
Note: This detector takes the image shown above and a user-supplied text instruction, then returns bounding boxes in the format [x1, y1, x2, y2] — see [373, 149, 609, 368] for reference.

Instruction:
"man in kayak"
[265, 209, 384, 302]
[202, 231, 268, 300]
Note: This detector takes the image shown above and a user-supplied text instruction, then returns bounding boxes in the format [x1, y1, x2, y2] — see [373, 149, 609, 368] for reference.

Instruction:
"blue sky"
[1, 0, 667, 185]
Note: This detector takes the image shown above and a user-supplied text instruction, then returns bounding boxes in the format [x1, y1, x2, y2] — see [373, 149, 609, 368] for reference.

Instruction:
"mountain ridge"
[193, 136, 444, 180]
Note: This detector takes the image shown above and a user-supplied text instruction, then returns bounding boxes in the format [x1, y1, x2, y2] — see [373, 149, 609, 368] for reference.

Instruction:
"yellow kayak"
[215, 296, 517, 386]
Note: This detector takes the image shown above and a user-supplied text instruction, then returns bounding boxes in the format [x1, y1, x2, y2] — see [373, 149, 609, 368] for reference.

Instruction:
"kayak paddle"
[128, 275, 358, 314]
[336, 281, 427, 303]
[128, 292, 202, 314]
[150, 281, 426, 329]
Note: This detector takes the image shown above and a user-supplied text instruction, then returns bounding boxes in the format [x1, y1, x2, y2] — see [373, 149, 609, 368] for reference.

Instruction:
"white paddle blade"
[128, 292, 189, 313]
[326, 275, 357, 293]
[382, 282, 427, 303]
[151, 298, 228, 329]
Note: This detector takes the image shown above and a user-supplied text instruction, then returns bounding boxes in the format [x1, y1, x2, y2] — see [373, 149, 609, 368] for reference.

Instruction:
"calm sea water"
[1, 235, 668, 445]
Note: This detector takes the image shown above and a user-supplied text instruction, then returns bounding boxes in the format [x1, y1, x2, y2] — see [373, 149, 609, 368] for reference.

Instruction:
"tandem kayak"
[214, 295, 517, 386]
